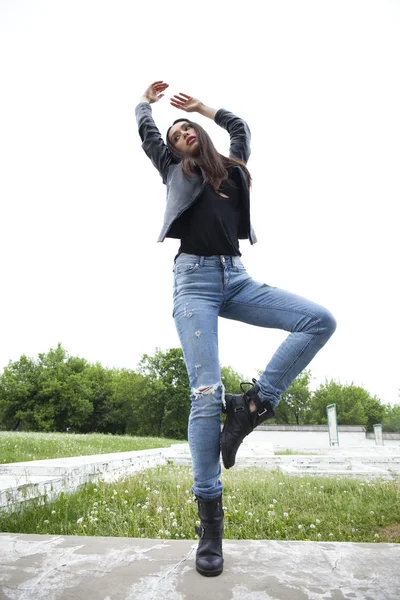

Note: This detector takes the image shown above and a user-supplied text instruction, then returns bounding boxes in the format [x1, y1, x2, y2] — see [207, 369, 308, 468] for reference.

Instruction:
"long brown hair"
[166, 119, 251, 190]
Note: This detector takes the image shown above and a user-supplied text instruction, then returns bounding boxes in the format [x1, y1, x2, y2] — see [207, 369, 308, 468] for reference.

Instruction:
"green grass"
[0, 431, 185, 464]
[1, 465, 399, 543]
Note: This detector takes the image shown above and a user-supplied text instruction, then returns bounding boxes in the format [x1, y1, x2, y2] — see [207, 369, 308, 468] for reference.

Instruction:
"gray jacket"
[135, 101, 257, 244]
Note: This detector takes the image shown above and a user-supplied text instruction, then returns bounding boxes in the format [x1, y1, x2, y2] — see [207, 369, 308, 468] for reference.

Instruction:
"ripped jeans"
[173, 254, 337, 500]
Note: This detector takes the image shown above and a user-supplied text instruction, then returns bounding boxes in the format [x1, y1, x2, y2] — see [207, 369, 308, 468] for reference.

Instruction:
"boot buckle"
[234, 406, 244, 413]
[257, 407, 268, 417]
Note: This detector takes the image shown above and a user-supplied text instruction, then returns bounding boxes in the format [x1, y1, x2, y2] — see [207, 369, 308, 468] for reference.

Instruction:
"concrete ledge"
[366, 432, 400, 440]
[0, 533, 398, 599]
[256, 425, 366, 431]
[0, 448, 169, 511]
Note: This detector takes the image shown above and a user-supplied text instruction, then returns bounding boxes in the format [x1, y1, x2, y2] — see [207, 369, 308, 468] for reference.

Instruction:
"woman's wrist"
[139, 96, 151, 104]
[197, 103, 218, 119]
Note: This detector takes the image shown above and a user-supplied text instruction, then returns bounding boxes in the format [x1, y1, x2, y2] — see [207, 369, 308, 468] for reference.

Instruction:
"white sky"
[0, 0, 399, 405]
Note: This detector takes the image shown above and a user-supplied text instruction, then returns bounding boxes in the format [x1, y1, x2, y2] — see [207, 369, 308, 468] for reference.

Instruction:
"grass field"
[0, 431, 185, 464]
[1, 464, 399, 543]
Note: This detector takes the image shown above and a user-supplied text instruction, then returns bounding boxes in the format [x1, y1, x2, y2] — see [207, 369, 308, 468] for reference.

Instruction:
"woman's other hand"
[140, 81, 169, 104]
[170, 93, 203, 113]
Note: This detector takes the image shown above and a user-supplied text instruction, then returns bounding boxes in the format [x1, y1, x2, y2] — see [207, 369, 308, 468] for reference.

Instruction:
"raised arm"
[170, 93, 251, 164]
[136, 81, 174, 184]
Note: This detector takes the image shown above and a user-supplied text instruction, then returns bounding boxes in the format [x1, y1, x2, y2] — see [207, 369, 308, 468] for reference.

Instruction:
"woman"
[136, 81, 336, 577]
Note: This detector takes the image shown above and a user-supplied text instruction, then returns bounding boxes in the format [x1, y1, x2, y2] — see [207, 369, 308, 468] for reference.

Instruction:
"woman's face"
[168, 121, 199, 155]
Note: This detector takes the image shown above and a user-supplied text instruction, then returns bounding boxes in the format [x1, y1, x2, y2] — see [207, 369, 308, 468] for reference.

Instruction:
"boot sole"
[196, 564, 223, 577]
[220, 422, 234, 469]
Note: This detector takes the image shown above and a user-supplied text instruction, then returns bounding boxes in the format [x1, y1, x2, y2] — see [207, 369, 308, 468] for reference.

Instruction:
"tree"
[0, 354, 39, 430]
[362, 395, 387, 432]
[307, 380, 368, 425]
[139, 348, 190, 439]
[382, 402, 400, 432]
[35, 345, 94, 431]
[220, 366, 244, 395]
[274, 370, 312, 424]
[111, 369, 166, 437]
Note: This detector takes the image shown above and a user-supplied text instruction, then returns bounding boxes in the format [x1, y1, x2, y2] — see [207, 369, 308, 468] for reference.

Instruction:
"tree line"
[0, 344, 399, 438]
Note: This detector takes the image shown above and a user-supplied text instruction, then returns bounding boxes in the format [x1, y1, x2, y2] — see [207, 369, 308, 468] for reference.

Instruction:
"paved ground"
[0, 533, 399, 600]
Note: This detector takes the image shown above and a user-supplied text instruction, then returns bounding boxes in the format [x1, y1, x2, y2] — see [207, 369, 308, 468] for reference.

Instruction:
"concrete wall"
[251, 426, 400, 449]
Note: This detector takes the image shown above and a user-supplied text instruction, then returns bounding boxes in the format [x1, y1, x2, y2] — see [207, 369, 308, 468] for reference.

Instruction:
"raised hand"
[170, 93, 203, 113]
[141, 81, 169, 104]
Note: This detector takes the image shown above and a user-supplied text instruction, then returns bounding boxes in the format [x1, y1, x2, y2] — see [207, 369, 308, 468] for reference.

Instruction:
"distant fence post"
[373, 424, 384, 446]
[326, 404, 339, 446]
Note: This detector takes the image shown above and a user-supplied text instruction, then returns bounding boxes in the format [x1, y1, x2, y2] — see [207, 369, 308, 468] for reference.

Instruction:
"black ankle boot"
[195, 494, 224, 577]
[221, 379, 275, 469]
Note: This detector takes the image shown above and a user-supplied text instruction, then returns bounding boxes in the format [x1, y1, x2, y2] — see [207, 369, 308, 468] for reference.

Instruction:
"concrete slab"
[0, 533, 399, 599]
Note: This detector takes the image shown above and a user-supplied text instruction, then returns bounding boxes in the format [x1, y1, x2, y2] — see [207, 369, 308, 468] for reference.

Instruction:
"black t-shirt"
[177, 170, 243, 257]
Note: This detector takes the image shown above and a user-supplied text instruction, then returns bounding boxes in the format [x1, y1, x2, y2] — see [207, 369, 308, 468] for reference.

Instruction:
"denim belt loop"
[199, 256, 206, 266]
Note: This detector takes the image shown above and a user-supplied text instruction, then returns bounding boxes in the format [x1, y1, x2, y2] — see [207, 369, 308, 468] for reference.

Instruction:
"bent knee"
[320, 310, 337, 337]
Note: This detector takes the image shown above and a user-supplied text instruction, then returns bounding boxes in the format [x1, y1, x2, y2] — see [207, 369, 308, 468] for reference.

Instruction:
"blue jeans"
[173, 254, 337, 500]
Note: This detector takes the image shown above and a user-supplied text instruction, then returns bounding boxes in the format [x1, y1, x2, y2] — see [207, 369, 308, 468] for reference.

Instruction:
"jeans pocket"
[174, 261, 200, 275]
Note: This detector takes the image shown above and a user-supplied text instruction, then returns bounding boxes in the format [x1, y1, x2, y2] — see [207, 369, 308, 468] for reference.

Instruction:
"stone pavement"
[0, 533, 399, 600]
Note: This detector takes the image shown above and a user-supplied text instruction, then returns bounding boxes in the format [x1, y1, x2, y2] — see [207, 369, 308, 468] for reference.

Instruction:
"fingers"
[153, 83, 169, 91]
[172, 94, 191, 103]
[170, 100, 184, 110]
